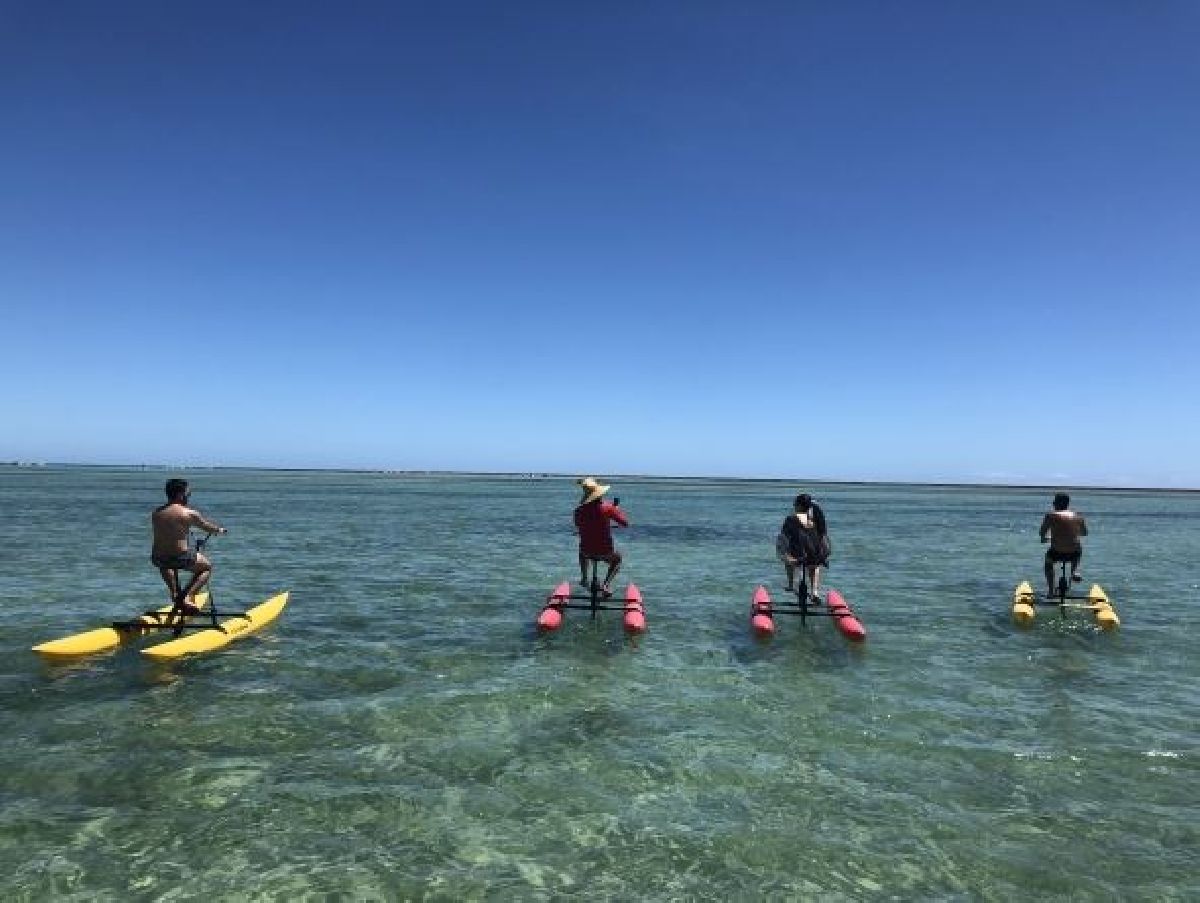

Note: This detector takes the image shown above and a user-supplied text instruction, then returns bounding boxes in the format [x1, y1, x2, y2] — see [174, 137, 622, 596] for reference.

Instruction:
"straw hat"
[578, 477, 610, 504]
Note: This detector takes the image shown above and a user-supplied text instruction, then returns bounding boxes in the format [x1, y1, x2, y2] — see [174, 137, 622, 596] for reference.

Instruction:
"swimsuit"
[1045, 549, 1081, 566]
[151, 550, 198, 571]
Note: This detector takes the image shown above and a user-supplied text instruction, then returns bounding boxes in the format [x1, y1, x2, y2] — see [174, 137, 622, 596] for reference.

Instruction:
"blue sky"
[2, 2, 1197, 486]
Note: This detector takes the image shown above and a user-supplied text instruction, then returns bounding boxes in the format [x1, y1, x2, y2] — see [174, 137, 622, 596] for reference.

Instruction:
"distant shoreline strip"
[2, 462, 1196, 493]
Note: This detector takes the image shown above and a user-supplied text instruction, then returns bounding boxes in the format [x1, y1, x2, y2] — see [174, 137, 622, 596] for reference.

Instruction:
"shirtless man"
[151, 479, 226, 613]
[574, 477, 628, 597]
[1039, 492, 1087, 596]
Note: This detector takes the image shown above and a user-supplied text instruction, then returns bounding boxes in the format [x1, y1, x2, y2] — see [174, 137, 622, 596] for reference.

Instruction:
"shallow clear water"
[1, 467, 1196, 899]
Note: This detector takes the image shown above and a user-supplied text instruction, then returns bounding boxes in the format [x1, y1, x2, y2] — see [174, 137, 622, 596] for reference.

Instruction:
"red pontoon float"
[538, 581, 645, 634]
[750, 584, 865, 642]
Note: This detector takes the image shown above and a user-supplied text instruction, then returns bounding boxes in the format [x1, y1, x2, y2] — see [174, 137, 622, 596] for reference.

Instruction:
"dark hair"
[165, 478, 189, 502]
[1053, 492, 1070, 510]
[793, 493, 812, 512]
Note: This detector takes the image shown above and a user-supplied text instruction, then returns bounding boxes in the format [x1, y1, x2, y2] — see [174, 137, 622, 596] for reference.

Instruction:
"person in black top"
[777, 493, 829, 601]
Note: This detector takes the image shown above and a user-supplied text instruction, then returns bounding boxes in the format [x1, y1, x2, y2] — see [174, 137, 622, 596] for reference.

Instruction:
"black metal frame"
[546, 557, 628, 620]
[115, 534, 249, 636]
[1040, 559, 1091, 617]
[765, 559, 841, 626]
[111, 600, 250, 636]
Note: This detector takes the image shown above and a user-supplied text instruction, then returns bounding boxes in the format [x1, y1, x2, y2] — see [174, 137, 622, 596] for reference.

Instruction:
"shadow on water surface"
[528, 618, 645, 659]
[727, 620, 867, 672]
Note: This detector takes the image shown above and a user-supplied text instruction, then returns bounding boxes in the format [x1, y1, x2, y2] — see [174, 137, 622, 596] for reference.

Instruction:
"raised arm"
[187, 508, 227, 535]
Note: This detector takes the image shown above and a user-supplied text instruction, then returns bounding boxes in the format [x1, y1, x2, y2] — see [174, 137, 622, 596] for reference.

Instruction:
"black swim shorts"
[151, 550, 199, 571]
[1045, 549, 1081, 566]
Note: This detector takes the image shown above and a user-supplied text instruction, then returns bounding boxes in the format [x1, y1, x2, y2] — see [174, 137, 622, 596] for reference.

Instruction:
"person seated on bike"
[777, 492, 829, 601]
[1039, 492, 1087, 595]
[573, 477, 628, 597]
[151, 478, 227, 614]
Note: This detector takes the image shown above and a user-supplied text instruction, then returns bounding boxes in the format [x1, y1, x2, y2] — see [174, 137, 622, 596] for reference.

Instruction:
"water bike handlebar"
[194, 528, 227, 551]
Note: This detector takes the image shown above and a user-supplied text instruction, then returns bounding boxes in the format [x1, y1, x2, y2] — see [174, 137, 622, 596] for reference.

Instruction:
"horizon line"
[2, 461, 1196, 493]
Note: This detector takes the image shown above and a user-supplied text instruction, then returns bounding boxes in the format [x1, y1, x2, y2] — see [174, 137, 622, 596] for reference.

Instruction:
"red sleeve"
[605, 502, 629, 527]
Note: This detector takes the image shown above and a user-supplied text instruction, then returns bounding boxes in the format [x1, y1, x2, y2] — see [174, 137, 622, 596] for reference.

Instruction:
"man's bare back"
[1039, 509, 1087, 553]
[151, 503, 216, 557]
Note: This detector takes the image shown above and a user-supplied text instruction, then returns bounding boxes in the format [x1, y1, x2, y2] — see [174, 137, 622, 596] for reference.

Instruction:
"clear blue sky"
[2, 2, 1197, 486]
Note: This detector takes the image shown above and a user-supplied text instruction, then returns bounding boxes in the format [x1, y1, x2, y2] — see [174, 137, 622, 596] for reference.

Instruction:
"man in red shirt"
[574, 477, 629, 597]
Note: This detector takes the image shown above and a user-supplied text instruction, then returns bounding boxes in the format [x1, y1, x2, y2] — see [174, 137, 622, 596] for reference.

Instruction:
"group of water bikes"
[32, 481, 1118, 666]
[535, 484, 1120, 643]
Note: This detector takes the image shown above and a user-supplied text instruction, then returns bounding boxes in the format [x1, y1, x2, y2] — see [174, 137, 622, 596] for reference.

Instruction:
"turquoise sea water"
[1, 466, 1196, 900]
